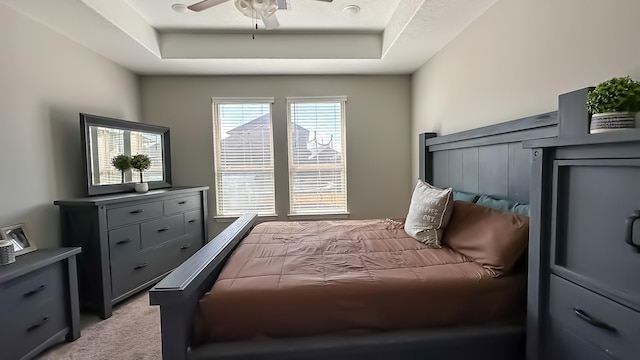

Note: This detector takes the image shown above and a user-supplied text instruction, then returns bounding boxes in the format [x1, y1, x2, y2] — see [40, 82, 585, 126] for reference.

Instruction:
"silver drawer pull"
[23, 285, 46, 297]
[573, 308, 617, 332]
[130, 209, 145, 214]
[179, 201, 187, 205]
[188, 219, 196, 224]
[26, 317, 49, 332]
[180, 244, 191, 250]
[158, 227, 170, 232]
[134, 263, 149, 270]
[116, 238, 132, 245]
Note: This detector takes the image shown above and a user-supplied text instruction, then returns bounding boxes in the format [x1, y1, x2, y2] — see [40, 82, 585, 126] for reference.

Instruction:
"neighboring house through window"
[212, 98, 276, 217]
[287, 97, 348, 215]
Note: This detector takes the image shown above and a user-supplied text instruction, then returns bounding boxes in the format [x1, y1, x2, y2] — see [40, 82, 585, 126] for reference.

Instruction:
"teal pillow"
[453, 191, 478, 203]
[475, 195, 530, 217]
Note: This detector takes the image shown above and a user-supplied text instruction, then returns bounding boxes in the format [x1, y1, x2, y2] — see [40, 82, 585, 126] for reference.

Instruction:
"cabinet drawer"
[140, 214, 185, 249]
[164, 195, 200, 215]
[549, 275, 640, 359]
[107, 201, 163, 229]
[0, 263, 64, 322]
[553, 163, 640, 301]
[0, 298, 66, 360]
[166, 235, 200, 270]
[110, 246, 167, 299]
[0, 264, 67, 360]
[185, 209, 203, 236]
[108, 224, 141, 260]
[546, 324, 613, 360]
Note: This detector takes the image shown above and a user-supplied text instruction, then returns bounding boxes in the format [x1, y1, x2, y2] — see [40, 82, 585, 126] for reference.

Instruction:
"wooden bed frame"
[149, 112, 559, 360]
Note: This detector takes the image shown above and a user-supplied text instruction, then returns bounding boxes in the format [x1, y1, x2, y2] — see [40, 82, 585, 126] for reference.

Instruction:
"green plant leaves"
[131, 154, 151, 172]
[111, 154, 131, 171]
[586, 76, 640, 114]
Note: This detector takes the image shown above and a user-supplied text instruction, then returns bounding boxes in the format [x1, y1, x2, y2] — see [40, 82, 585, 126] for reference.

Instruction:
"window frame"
[286, 96, 349, 217]
[212, 97, 277, 218]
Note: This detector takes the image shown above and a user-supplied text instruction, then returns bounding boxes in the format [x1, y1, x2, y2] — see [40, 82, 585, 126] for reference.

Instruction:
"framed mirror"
[80, 113, 172, 196]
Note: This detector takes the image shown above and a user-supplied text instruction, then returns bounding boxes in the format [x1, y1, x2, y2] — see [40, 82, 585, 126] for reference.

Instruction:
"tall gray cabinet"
[526, 89, 640, 360]
[55, 186, 208, 319]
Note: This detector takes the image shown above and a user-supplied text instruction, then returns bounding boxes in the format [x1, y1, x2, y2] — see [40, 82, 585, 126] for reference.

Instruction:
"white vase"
[135, 182, 149, 193]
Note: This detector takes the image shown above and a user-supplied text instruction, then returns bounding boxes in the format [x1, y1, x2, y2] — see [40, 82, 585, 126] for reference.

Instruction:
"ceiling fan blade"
[312, 0, 333, 2]
[261, 12, 280, 29]
[187, 0, 230, 12]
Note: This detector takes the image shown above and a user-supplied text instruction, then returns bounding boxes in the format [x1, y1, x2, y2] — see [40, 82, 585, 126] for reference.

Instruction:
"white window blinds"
[287, 97, 348, 215]
[212, 98, 276, 217]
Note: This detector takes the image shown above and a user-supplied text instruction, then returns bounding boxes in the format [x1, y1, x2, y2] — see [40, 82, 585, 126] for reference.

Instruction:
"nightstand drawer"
[1, 298, 67, 360]
[107, 201, 163, 229]
[550, 275, 640, 359]
[0, 263, 64, 322]
[547, 324, 613, 360]
[108, 224, 141, 259]
[164, 195, 200, 215]
[140, 214, 185, 249]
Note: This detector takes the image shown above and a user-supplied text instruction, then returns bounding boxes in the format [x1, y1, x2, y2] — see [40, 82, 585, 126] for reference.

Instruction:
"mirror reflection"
[89, 125, 164, 186]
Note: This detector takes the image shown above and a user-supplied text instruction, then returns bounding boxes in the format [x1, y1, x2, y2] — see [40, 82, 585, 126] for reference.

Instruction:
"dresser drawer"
[553, 164, 640, 301]
[549, 275, 640, 359]
[111, 246, 167, 299]
[107, 201, 163, 229]
[164, 195, 201, 215]
[166, 235, 200, 269]
[108, 224, 141, 260]
[140, 214, 185, 249]
[0, 263, 65, 322]
[185, 209, 203, 236]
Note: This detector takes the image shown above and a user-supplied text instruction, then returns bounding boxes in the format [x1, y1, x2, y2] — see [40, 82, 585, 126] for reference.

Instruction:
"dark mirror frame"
[80, 113, 172, 196]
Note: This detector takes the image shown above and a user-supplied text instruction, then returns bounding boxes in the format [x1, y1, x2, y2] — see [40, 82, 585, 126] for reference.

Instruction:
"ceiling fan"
[187, 0, 333, 30]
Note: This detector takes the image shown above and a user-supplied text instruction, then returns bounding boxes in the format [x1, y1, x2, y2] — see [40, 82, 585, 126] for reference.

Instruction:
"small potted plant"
[586, 76, 640, 133]
[111, 154, 131, 184]
[131, 154, 151, 193]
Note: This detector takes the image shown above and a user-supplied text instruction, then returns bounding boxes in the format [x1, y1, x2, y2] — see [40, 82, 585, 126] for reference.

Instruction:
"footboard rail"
[149, 213, 257, 360]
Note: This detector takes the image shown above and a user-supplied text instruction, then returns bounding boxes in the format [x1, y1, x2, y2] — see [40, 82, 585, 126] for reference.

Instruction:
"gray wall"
[411, 0, 640, 180]
[139, 75, 412, 238]
[0, 5, 140, 248]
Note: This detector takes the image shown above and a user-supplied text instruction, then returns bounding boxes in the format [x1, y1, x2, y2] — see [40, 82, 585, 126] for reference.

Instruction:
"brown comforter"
[195, 219, 525, 344]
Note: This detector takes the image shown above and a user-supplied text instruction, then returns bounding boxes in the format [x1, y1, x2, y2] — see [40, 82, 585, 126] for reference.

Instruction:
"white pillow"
[404, 180, 454, 248]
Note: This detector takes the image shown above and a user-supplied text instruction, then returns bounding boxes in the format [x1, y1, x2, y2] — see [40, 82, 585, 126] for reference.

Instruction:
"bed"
[150, 111, 559, 360]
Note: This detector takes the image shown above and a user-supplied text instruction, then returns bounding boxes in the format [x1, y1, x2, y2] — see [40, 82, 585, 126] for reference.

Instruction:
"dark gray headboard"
[420, 112, 559, 204]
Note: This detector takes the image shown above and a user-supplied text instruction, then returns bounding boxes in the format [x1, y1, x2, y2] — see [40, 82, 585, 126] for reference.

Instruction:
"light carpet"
[38, 291, 161, 360]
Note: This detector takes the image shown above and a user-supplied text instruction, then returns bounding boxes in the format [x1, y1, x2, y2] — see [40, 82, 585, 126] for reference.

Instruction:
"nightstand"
[0, 248, 81, 360]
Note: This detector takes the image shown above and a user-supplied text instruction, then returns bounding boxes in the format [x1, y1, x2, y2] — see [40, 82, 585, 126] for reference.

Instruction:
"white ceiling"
[2, 0, 496, 75]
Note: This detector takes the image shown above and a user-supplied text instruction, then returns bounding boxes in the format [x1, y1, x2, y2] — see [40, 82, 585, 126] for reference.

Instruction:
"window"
[212, 98, 276, 217]
[287, 97, 348, 215]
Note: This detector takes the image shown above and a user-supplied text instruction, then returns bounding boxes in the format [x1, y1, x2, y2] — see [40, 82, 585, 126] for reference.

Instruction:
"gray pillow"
[404, 180, 454, 248]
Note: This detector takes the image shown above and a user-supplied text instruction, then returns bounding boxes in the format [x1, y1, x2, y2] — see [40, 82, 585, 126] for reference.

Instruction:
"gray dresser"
[55, 186, 208, 319]
[0, 248, 81, 360]
[526, 89, 640, 360]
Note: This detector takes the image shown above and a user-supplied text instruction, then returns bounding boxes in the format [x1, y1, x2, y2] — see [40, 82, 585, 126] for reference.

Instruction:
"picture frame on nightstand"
[0, 223, 37, 256]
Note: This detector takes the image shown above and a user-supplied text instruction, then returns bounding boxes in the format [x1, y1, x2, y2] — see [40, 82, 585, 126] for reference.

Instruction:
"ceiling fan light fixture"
[171, 3, 189, 13]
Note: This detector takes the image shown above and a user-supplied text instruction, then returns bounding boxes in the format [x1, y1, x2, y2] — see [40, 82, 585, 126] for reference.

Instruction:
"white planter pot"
[135, 182, 149, 193]
[590, 112, 637, 134]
